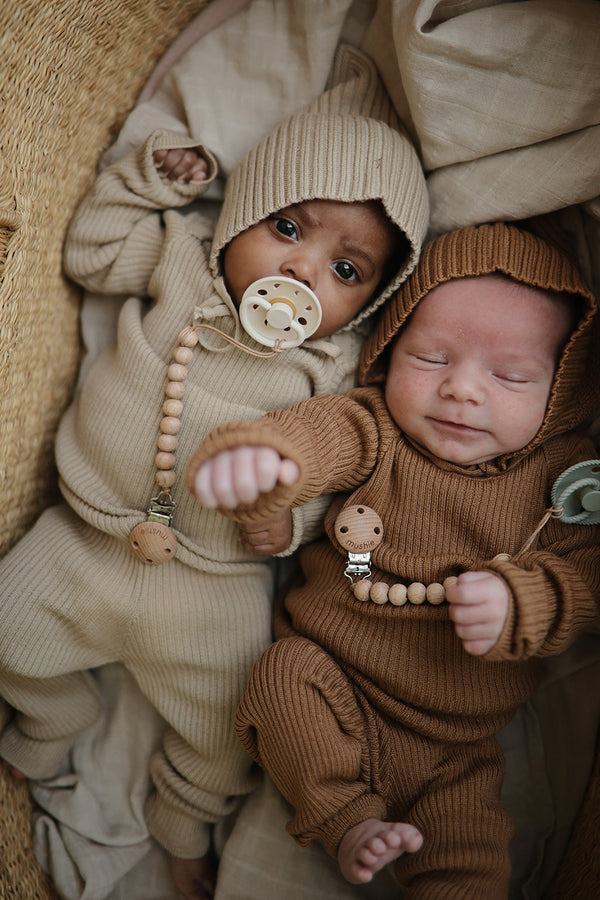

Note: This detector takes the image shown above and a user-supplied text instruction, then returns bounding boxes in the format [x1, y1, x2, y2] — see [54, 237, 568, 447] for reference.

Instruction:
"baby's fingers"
[154, 148, 207, 182]
[193, 461, 220, 508]
[192, 450, 242, 508]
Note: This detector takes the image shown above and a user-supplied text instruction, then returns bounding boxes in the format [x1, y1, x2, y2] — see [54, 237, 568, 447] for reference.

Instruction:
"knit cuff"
[145, 790, 211, 860]
[185, 419, 306, 524]
[0, 723, 74, 780]
[309, 793, 388, 859]
[138, 127, 219, 205]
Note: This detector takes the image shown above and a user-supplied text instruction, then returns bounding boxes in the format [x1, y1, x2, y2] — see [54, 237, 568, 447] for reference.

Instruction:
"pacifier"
[551, 459, 600, 524]
[239, 276, 322, 349]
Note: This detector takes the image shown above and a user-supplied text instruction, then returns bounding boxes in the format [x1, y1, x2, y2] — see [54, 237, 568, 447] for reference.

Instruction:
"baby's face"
[385, 275, 572, 466]
[223, 199, 400, 337]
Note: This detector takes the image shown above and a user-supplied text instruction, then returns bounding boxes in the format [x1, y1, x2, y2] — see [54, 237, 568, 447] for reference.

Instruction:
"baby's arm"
[63, 129, 217, 296]
[445, 572, 510, 656]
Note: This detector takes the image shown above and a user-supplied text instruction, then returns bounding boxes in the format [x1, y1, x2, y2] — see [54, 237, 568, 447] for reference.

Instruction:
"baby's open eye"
[333, 260, 358, 281]
[272, 217, 298, 240]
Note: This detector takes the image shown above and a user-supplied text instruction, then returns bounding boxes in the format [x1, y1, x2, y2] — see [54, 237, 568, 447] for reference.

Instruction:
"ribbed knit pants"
[0, 504, 273, 859]
[236, 636, 513, 900]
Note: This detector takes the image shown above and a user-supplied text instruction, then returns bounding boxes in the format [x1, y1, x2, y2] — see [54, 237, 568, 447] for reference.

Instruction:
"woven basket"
[0, 3, 598, 898]
[0, 2, 208, 896]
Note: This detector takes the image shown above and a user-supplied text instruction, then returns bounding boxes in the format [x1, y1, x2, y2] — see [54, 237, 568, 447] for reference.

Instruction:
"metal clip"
[147, 492, 176, 527]
[343, 551, 372, 583]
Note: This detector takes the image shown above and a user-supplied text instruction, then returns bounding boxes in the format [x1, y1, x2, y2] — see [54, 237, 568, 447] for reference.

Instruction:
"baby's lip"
[429, 417, 485, 434]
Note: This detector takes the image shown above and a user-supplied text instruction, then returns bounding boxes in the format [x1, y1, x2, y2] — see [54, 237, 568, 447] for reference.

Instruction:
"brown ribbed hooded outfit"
[188, 223, 600, 898]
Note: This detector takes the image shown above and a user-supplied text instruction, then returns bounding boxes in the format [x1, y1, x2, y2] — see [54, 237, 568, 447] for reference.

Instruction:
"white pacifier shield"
[239, 276, 322, 348]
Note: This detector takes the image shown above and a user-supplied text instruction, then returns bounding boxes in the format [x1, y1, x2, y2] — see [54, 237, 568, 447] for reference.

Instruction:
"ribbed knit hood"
[359, 222, 599, 460]
[209, 46, 429, 330]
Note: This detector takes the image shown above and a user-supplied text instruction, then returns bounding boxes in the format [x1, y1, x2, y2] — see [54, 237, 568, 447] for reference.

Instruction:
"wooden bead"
[160, 416, 182, 435]
[155, 470, 176, 488]
[388, 583, 408, 606]
[370, 582, 389, 605]
[155, 451, 176, 470]
[407, 582, 427, 605]
[162, 398, 183, 418]
[426, 582, 446, 605]
[173, 346, 194, 365]
[165, 381, 186, 400]
[157, 433, 178, 452]
[443, 576, 458, 592]
[493, 553, 511, 562]
[178, 326, 199, 348]
[352, 580, 372, 602]
[167, 363, 188, 382]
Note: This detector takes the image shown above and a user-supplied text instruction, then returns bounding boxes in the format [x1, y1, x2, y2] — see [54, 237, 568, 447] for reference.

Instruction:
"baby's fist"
[445, 571, 509, 656]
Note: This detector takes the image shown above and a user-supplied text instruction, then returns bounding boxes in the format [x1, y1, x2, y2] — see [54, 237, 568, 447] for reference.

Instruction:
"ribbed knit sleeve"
[186, 387, 388, 522]
[481, 431, 600, 661]
[63, 128, 218, 296]
[483, 546, 599, 663]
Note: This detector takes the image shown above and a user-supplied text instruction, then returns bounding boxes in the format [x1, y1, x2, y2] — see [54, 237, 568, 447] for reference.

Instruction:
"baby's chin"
[409, 434, 501, 468]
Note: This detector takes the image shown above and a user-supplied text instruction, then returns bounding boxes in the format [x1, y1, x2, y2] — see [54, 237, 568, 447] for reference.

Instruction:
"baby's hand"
[192, 446, 299, 509]
[445, 571, 509, 656]
[239, 510, 293, 555]
[168, 852, 216, 900]
[153, 147, 208, 183]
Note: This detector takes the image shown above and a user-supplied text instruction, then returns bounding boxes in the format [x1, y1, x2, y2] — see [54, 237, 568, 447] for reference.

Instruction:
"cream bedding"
[28, 2, 600, 899]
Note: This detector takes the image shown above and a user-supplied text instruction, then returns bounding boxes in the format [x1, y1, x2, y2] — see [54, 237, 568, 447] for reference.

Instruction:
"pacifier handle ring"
[555, 475, 600, 523]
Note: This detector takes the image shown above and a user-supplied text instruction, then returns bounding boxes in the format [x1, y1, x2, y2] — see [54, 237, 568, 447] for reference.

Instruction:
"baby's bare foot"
[338, 818, 423, 884]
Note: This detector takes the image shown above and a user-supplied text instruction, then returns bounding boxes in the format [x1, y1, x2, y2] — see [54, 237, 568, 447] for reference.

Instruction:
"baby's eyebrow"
[338, 239, 376, 273]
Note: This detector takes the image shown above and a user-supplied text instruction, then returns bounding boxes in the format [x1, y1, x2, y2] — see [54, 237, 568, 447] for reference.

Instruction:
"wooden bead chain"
[333, 506, 518, 607]
[128, 326, 199, 565]
[154, 325, 200, 491]
[351, 577, 455, 605]
[349, 554, 512, 606]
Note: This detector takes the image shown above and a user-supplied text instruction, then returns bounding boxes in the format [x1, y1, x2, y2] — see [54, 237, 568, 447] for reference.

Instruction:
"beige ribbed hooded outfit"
[0, 48, 428, 860]
[189, 223, 600, 897]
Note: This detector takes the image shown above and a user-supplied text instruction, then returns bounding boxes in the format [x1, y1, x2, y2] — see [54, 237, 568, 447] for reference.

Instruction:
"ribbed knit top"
[60, 127, 413, 570]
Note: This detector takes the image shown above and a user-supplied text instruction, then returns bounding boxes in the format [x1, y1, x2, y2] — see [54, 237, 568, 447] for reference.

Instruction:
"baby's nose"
[440, 365, 485, 404]
[281, 253, 316, 290]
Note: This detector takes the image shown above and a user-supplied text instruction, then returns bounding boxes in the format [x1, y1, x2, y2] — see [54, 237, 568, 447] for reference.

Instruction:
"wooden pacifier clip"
[335, 505, 455, 606]
[334, 500, 564, 606]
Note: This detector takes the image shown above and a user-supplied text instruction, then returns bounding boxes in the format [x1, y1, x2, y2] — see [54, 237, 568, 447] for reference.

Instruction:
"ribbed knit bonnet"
[210, 46, 429, 328]
[359, 221, 598, 442]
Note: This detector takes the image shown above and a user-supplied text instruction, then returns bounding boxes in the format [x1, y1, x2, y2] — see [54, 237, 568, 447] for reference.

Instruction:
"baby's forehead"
[417, 273, 570, 322]
[399, 273, 573, 351]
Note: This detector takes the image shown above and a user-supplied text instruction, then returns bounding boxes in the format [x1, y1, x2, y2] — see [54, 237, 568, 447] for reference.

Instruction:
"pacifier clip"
[129, 277, 322, 565]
